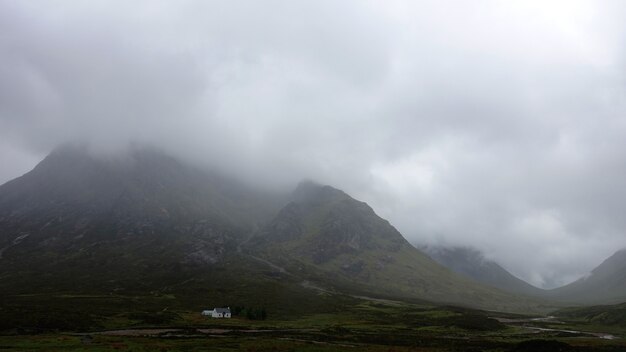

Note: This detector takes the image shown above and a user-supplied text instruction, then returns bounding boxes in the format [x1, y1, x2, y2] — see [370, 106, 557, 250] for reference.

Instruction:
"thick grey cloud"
[1, 0, 626, 288]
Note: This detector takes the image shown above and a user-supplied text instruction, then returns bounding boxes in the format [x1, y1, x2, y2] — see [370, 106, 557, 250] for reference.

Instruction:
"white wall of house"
[202, 308, 231, 318]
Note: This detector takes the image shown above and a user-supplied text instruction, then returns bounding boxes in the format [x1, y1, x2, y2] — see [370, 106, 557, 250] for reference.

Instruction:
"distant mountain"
[548, 249, 626, 304]
[421, 245, 545, 297]
[247, 181, 546, 312]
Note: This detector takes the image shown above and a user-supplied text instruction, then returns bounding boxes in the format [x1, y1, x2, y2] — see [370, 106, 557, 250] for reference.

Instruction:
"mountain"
[0, 146, 551, 330]
[0, 146, 308, 304]
[0, 145, 345, 330]
[548, 249, 626, 304]
[421, 245, 545, 297]
[247, 181, 547, 312]
[0, 144, 279, 267]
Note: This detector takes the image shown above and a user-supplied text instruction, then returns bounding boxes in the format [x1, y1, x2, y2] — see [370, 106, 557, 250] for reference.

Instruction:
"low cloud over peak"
[2, 0, 626, 288]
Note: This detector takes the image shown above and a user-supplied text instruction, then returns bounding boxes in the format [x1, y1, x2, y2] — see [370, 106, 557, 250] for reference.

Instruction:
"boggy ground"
[1, 297, 626, 351]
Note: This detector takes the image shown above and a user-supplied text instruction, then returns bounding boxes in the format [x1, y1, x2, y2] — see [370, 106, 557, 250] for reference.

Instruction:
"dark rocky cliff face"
[0, 144, 281, 277]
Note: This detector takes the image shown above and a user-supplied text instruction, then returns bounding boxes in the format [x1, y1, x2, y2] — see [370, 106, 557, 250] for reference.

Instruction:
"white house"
[201, 307, 231, 318]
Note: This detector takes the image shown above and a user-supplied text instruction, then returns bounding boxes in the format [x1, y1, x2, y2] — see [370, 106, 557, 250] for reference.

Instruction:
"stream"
[524, 326, 616, 340]
[493, 316, 618, 340]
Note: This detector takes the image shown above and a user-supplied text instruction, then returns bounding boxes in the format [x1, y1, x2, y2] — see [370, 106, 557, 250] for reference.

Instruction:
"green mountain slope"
[548, 249, 626, 304]
[248, 181, 550, 313]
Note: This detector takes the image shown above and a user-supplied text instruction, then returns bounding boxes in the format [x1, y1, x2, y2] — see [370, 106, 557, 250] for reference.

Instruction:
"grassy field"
[1, 295, 625, 351]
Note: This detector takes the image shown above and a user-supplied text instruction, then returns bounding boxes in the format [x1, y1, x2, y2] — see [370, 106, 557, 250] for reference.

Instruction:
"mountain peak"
[292, 180, 349, 205]
[0, 144, 280, 250]
[31, 143, 172, 178]
[252, 180, 410, 266]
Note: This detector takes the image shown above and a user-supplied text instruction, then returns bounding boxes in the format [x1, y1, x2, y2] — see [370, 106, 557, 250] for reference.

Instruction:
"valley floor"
[1, 298, 625, 351]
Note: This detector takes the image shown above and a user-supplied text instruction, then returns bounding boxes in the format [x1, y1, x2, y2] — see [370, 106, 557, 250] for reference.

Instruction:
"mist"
[1, 0, 626, 288]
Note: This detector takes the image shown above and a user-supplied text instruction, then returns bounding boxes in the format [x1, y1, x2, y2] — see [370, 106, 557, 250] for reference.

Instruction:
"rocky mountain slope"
[0, 144, 285, 295]
[247, 181, 547, 312]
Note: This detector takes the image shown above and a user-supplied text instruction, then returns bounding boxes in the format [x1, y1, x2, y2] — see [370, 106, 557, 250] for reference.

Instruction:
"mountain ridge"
[548, 248, 626, 304]
[420, 245, 545, 297]
[248, 182, 549, 312]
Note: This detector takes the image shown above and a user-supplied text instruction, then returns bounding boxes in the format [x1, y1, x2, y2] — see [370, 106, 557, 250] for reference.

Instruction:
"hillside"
[548, 249, 626, 304]
[421, 245, 545, 297]
[248, 181, 549, 312]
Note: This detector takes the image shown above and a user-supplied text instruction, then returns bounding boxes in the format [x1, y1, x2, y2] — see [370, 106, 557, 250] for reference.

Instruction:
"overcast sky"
[1, 0, 626, 288]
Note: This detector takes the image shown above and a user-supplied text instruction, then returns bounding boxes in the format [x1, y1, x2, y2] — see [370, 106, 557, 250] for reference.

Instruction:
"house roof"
[214, 307, 230, 314]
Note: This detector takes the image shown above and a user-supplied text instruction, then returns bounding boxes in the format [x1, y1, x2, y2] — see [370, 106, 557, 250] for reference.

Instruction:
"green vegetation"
[0, 297, 624, 351]
[230, 306, 268, 320]
[556, 302, 626, 325]
[0, 262, 355, 334]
